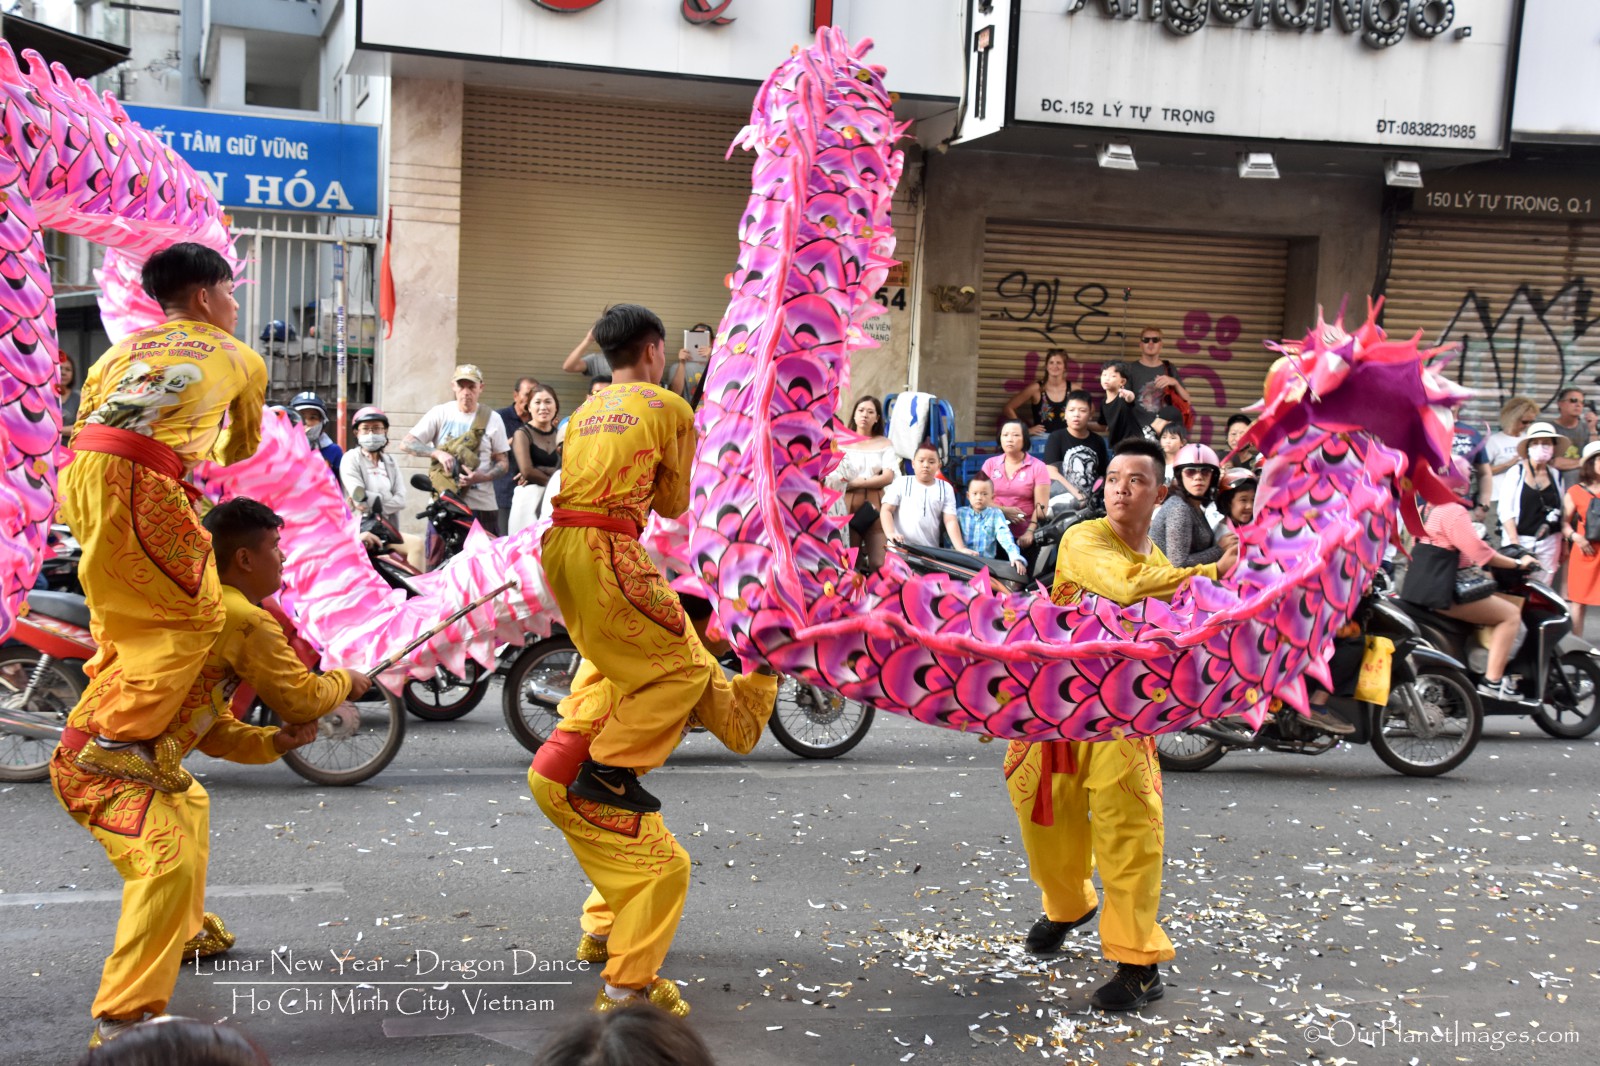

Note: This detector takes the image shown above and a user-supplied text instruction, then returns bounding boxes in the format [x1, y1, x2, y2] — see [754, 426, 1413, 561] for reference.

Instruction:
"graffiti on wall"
[993, 269, 1249, 447]
[1433, 278, 1599, 420]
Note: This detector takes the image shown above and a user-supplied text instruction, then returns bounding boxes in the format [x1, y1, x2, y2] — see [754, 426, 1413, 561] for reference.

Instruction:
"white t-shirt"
[407, 402, 511, 511]
[883, 474, 956, 547]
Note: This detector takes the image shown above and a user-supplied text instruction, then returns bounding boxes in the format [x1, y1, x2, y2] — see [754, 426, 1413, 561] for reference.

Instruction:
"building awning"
[1, 15, 130, 80]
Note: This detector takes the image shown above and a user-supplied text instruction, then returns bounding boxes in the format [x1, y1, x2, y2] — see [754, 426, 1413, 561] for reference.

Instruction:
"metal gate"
[234, 213, 381, 409]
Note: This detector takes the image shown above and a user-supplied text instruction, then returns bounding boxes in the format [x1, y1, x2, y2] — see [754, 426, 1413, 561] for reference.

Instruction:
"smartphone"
[684, 329, 711, 357]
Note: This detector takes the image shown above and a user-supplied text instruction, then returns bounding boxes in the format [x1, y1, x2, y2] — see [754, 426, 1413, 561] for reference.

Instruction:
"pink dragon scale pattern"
[0, 30, 1471, 742]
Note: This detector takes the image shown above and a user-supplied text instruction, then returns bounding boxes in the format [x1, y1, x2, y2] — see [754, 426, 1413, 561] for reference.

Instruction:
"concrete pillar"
[380, 77, 463, 442]
[204, 28, 247, 111]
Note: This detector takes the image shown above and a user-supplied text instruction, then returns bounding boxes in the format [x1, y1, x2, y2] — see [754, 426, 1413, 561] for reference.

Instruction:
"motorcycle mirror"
[410, 473, 434, 492]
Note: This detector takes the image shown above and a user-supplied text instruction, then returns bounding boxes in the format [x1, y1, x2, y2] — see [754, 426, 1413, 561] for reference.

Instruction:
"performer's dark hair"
[141, 243, 234, 310]
[204, 498, 284, 569]
[592, 304, 665, 370]
[74, 1017, 270, 1066]
[1112, 436, 1167, 480]
[532, 1004, 715, 1066]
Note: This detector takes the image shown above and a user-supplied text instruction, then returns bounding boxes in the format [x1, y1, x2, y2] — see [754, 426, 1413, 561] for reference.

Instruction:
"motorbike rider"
[338, 406, 425, 571]
[1150, 444, 1235, 568]
[290, 391, 343, 476]
[1421, 456, 1540, 700]
[1214, 468, 1257, 535]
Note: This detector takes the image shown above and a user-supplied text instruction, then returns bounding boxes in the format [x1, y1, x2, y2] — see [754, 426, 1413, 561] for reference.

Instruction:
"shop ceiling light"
[1237, 152, 1279, 180]
[1096, 141, 1138, 171]
[1384, 158, 1424, 188]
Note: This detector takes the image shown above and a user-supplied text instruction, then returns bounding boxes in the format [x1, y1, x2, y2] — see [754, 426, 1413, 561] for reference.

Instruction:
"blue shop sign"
[122, 105, 380, 217]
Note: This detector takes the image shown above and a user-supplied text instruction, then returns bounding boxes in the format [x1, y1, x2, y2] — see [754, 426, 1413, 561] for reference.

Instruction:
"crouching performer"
[51, 499, 372, 1048]
[529, 598, 777, 1017]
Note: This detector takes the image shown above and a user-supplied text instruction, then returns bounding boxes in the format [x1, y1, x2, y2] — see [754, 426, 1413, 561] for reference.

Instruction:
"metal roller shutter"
[978, 222, 1288, 451]
[1379, 215, 1600, 429]
[459, 88, 920, 418]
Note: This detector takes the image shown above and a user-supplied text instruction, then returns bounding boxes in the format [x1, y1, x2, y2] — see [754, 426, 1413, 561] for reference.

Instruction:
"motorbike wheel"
[767, 678, 874, 759]
[266, 684, 407, 786]
[0, 647, 82, 782]
[402, 661, 490, 721]
[502, 637, 582, 754]
[1531, 652, 1600, 739]
[1154, 730, 1227, 771]
[1370, 660, 1482, 777]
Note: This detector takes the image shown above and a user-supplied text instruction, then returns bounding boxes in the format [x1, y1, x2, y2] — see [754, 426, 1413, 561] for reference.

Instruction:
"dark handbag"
[1400, 542, 1459, 609]
[1582, 488, 1600, 545]
[1454, 564, 1497, 604]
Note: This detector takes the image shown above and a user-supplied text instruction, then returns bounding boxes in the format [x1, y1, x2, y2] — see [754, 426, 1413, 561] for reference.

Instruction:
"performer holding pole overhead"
[541, 303, 713, 814]
[60, 242, 268, 791]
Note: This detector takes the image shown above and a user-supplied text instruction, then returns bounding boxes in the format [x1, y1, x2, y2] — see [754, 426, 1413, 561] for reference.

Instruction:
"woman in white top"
[1497, 420, 1566, 576]
[339, 406, 425, 571]
[1485, 396, 1537, 526]
[828, 395, 898, 571]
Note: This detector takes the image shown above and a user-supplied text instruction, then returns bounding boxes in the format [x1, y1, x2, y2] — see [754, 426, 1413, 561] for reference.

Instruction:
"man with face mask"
[290, 392, 343, 476]
[338, 407, 425, 571]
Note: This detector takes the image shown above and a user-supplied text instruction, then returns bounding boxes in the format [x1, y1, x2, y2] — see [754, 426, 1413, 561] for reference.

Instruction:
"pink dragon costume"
[0, 33, 1467, 743]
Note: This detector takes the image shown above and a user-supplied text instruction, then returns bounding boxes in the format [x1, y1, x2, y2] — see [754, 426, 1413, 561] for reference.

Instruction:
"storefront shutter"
[459, 87, 921, 418]
[1379, 214, 1600, 431]
[977, 222, 1288, 452]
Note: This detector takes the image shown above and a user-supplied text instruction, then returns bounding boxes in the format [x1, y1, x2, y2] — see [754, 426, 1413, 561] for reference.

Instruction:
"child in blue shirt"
[957, 473, 1026, 574]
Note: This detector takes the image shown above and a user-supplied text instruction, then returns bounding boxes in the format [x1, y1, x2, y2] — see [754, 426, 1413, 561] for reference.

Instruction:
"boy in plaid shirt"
[958, 473, 1026, 574]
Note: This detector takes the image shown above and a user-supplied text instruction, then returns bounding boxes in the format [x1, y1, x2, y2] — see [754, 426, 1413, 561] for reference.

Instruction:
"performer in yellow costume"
[530, 597, 777, 1015]
[1005, 437, 1236, 1012]
[59, 243, 267, 788]
[541, 303, 705, 814]
[53, 498, 371, 1048]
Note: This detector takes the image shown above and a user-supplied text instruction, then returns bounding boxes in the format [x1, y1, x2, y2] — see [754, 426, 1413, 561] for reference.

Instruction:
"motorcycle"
[499, 633, 876, 760]
[0, 586, 406, 786]
[360, 494, 492, 722]
[1155, 582, 1485, 777]
[1391, 548, 1600, 739]
[38, 524, 82, 594]
[409, 472, 476, 571]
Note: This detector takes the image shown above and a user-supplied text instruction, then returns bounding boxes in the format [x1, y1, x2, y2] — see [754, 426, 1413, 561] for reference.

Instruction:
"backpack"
[1163, 360, 1196, 432]
[1581, 487, 1600, 545]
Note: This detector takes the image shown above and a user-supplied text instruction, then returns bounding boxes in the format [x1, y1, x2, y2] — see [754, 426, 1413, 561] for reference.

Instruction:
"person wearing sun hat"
[1561, 439, 1600, 631]
[1496, 420, 1567, 576]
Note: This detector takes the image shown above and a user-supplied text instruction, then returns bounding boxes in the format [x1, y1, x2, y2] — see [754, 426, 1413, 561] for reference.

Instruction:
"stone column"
[382, 77, 462, 440]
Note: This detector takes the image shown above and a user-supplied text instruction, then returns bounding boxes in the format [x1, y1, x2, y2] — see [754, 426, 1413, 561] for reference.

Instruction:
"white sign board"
[1511, 0, 1600, 137]
[1010, 0, 1518, 150]
[358, 0, 964, 101]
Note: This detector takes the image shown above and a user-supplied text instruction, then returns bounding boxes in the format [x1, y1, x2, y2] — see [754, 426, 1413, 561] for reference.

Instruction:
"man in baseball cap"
[400, 362, 510, 535]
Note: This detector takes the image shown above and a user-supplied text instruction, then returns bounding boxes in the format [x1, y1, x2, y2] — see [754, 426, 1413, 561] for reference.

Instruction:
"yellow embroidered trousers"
[529, 768, 690, 989]
[51, 749, 210, 1019]
[542, 525, 722, 773]
[59, 452, 223, 741]
[1003, 738, 1174, 965]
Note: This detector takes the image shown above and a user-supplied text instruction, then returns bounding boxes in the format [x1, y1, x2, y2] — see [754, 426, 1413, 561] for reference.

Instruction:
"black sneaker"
[1023, 906, 1098, 953]
[1091, 963, 1164, 1011]
[570, 762, 661, 813]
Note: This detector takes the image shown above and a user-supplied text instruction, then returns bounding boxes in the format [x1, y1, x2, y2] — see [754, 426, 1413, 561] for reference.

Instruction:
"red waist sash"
[549, 507, 641, 538]
[73, 424, 199, 499]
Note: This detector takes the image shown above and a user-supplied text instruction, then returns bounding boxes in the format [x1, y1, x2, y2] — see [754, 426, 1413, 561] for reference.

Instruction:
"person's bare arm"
[562, 328, 597, 374]
[880, 503, 902, 542]
[1001, 383, 1039, 425]
[944, 510, 968, 552]
[512, 430, 534, 486]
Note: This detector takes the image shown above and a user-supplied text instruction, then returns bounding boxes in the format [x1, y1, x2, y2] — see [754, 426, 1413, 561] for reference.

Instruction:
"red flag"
[379, 206, 396, 340]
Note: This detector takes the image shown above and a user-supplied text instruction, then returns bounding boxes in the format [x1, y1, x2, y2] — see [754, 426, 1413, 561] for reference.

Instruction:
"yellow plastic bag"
[1355, 635, 1395, 706]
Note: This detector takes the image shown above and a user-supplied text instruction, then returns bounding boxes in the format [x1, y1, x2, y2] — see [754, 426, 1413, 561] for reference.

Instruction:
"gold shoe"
[592, 978, 691, 1018]
[74, 734, 193, 793]
[576, 933, 609, 964]
[87, 1015, 145, 1049]
[182, 912, 236, 958]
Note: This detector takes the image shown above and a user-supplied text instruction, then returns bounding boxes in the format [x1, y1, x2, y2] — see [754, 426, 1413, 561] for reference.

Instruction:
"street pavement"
[1, 687, 1595, 1066]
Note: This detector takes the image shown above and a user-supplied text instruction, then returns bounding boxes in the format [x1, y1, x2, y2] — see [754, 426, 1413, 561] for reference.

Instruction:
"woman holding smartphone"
[671, 321, 716, 404]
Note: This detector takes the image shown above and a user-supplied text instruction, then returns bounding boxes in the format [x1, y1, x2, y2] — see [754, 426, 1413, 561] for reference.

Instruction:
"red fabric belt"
[60, 725, 91, 753]
[531, 728, 589, 787]
[73, 424, 200, 500]
[1030, 741, 1078, 827]
[549, 507, 641, 538]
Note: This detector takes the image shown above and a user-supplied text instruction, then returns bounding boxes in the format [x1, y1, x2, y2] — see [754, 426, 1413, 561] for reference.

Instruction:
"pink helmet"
[1440, 455, 1472, 492]
[352, 405, 389, 429]
[1174, 443, 1221, 473]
